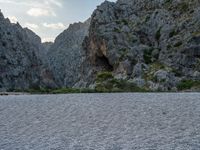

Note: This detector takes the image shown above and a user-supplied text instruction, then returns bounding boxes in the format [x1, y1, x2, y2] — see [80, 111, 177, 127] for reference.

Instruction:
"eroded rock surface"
[1, 0, 200, 91]
[47, 20, 90, 87]
[82, 0, 200, 91]
[0, 11, 55, 91]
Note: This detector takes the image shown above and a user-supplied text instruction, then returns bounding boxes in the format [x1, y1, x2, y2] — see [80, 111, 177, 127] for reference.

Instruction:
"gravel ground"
[0, 93, 200, 150]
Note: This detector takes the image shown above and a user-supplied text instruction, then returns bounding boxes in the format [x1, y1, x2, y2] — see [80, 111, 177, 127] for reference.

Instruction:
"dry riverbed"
[0, 93, 200, 150]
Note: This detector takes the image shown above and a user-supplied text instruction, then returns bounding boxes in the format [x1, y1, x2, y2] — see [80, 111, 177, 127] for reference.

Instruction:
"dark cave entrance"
[95, 55, 113, 71]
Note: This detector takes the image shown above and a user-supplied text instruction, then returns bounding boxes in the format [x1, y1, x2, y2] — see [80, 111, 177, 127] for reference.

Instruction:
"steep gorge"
[0, 0, 200, 92]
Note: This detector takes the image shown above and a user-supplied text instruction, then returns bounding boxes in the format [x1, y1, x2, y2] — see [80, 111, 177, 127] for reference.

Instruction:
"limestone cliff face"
[47, 19, 90, 87]
[1, 0, 200, 92]
[42, 42, 53, 55]
[0, 11, 55, 91]
[82, 0, 200, 91]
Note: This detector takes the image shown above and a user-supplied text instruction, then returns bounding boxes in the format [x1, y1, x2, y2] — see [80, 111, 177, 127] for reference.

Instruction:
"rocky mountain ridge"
[0, 0, 200, 92]
[0, 10, 55, 91]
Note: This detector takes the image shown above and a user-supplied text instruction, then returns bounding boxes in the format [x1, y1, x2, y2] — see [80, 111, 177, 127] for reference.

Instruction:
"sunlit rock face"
[81, 0, 200, 91]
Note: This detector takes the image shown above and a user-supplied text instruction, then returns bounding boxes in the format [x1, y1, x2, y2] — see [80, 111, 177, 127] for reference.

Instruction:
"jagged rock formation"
[0, 11, 55, 91]
[1, 0, 200, 92]
[82, 0, 200, 91]
[47, 19, 90, 87]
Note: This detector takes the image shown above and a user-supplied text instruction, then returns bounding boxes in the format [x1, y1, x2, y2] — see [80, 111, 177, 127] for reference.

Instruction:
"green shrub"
[144, 62, 166, 81]
[155, 27, 162, 41]
[95, 80, 147, 92]
[15, 87, 96, 94]
[113, 27, 121, 33]
[51, 88, 96, 94]
[177, 80, 200, 90]
[169, 29, 179, 38]
[143, 48, 154, 64]
[95, 74, 148, 93]
[172, 69, 182, 77]
[51, 88, 80, 94]
[96, 71, 113, 82]
[167, 45, 172, 50]
[115, 19, 129, 25]
[174, 41, 182, 47]
[165, 0, 172, 4]
[24, 88, 48, 94]
[179, 2, 189, 12]
[121, 19, 129, 25]
[119, 48, 128, 61]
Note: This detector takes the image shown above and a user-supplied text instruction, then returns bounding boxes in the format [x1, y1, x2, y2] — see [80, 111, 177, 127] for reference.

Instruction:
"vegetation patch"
[178, 1, 189, 12]
[144, 62, 167, 82]
[143, 48, 161, 64]
[143, 48, 154, 64]
[171, 68, 182, 77]
[113, 27, 121, 33]
[95, 71, 147, 92]
[11, 88, 96, 94]
[165, 0, 173, 5]
[119, 48, 128, 61]
[174, 41, 183, 47]
[192, 31, 200, 37]
[155, 27, 162, 41]
[115, 19, 129, 25]
[121, 19, 129, 25]
[177, 80, 200, 91]
[196, 59, 200, 70]
[96, 71, 114, 82]
[169, 29, 179, 38]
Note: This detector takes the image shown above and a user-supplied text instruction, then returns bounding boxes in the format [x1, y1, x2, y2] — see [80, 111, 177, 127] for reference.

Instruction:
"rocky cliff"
[1, 0, 200, 92]
[47, 19, 90, 87]
[81, 0, 200, 91]
[42, 42, 53, 55]
[0, 11, 55, 91]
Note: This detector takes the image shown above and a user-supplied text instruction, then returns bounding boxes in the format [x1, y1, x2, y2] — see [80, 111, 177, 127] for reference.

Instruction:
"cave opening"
[95, 55, 113, 71]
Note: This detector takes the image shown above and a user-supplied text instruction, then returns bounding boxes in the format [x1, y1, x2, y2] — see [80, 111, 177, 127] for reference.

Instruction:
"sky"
[0, 0, 116, 42]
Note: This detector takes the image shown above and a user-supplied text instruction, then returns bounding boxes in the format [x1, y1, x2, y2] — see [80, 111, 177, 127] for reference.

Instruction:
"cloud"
[43, 22, 66, 29]
[44, 0, 62, 7]
[25, 23, 39, 30]
[42, 37, 55, 42]
[7, 16, 18, 23]
[0, 0, 62, 8]
[27, 8, 56, 17]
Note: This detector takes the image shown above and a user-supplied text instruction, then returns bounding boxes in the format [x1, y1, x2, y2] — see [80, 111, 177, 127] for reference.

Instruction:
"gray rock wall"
[0, 11, 55, 91]
[1, 0, 200, 91]
[47, 19, 90, 87]
[82, 0, 200, 91]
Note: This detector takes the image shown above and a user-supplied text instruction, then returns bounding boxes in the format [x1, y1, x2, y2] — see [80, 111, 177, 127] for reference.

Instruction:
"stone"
[132, 63, 149, 78]
[130, 78, 146, 88]
[47, 19, 90, 87]
[0, 11, 55, 91]
[81, 0, 200, 91]
[154, 70, 169, 82]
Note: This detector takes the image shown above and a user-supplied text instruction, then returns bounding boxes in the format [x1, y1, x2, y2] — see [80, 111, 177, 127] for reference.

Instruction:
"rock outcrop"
[0, 11, 55, 91]
[1, 0, 200, 92]
[47, 19, 90, 87]
[82, 0, 200, 91]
